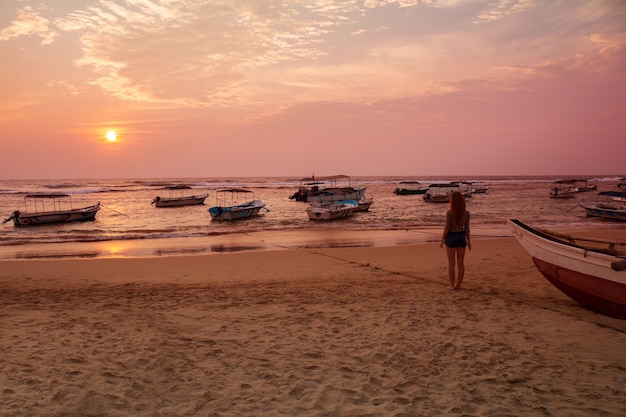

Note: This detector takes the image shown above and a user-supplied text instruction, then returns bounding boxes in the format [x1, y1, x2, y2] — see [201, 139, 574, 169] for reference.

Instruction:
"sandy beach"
[2, 232, 626, 416]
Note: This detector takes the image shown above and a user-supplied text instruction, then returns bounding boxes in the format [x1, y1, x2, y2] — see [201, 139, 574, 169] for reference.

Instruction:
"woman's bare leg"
[445, 246, 456, 289]
[455, 247, 466, 289]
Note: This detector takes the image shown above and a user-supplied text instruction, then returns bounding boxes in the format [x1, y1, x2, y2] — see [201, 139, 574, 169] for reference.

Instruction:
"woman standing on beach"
[440, 191, 471, 290]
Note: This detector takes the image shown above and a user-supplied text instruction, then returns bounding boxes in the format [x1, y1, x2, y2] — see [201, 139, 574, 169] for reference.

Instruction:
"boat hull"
[508, 219, 626, 319]
[153, 195, 208, 207]
[208, 200, 265, 221]
[307, 188, 366, 204]
[394, 188, 428, 195]
[306, 201, 356, 220]
[579, 202, 626, 221]
[9, 204, 101, 226]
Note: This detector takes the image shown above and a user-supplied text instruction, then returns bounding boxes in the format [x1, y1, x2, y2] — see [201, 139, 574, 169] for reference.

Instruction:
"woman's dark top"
[444, 210, 470, 248]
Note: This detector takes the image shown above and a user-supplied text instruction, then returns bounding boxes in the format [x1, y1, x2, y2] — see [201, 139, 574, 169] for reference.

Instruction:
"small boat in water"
[354, 197, 374, 212]
[394, 181, 429, 195]
[579, 191, 626, 222]
[151, 185, 208, 207]
[290, 175, 366, 203]
[208, 189, 265, 221]
[550, 179, 578, 198]
[508, 219, 626, 319]
[3, 193, 100, 226]
[423, 183, 457, 203]
[306, 200, 357, 220]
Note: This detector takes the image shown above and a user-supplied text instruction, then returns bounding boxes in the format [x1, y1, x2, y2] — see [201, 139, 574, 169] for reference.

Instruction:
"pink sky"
[1, 0, 625, 179]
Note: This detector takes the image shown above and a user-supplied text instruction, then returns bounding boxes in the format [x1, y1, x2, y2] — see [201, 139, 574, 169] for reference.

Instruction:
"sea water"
[0, 176, 623, 259]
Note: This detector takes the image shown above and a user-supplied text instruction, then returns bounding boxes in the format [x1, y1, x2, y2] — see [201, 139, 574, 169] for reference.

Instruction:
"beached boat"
[550, 179, 578, 198]
[306, 200, 357, 220]
[394, 181, 429, 195]
[3, 193, 100, 226]
[151, 185, 208, 207]
[508, 219, 626, 319]
[208, 189, 265, 221]
[290, 175, 366, 203]
[579, 191, 626, 222]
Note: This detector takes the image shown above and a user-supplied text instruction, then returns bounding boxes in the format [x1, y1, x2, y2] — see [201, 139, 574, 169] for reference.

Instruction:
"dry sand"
[1, 235, 626, 416]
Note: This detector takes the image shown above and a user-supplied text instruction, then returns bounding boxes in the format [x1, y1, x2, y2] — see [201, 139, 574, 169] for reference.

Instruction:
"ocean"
[0, 176, 623, 259]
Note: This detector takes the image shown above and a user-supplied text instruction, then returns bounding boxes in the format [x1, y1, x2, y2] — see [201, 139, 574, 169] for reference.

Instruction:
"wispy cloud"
[1, 0, 623, 116]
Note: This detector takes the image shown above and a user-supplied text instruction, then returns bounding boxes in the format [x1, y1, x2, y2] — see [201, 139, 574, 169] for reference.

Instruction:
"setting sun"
[106, 130, 117, 142]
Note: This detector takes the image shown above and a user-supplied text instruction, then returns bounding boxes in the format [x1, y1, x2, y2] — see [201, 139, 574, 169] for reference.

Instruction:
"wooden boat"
[151, 185, 208, 207]
[423, 183, 457, 203]
[576, 178, 598, 193]
[3, 193, 100, 226]
[208, 189, 265, 221]
[550, 179, 578, 198]
[290, 175, 366, 203]
[353, 197, 374, 212]
[508, 219, 626, 319]
[467, 181, 489, 194]
[306, 200, 357, 220]
[394, 181, 428, 195]
[579, 191, 626, 221]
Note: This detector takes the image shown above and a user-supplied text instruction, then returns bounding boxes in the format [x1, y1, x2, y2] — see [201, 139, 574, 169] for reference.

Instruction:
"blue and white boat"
[208, 189, 265, 221]
[306, 199, 358, 220]
[579, 191, 626, 221]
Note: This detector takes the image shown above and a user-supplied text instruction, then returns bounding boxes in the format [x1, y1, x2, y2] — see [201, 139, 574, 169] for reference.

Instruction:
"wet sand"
[1, 232, 626, 416]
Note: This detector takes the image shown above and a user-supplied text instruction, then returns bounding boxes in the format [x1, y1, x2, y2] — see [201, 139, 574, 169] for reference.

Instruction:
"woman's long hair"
[449, 191, 466, 230]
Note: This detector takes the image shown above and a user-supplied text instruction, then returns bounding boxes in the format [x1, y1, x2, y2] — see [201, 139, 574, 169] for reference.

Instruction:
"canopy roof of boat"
[25, 193, 71, 199]
[399, 181, 421, 184]
[554, 179, 577, 184]
[599, 191, 626, 198]
[217, 188, 253, 193]
[160, 185, 192, 190]
[299, 174, 350, 182]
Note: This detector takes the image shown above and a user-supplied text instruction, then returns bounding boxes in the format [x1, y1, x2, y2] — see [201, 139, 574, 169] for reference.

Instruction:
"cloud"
[0, 6, 56, 45]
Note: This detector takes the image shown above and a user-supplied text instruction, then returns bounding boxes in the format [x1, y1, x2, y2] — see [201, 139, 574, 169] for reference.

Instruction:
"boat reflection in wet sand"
[3, 193, 100, 226]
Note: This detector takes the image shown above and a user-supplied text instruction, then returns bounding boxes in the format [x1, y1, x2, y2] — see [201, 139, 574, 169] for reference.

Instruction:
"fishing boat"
[3, 193, 100, 226]
[579, 191, 626, 221]
[290, 175, 366, 203]
[393, 181, 429, 195]
[576, 178, 598, 193]
[550, 179, 578, 198]
[151, 185, 208, 207]
[208, 188, 266, 221]
[353, 197, 374, 212]
[423, 183, 457, 203]
[467, 181, 489, 194]
[508, 219, 626, 319]
[306, 200, 357, 220]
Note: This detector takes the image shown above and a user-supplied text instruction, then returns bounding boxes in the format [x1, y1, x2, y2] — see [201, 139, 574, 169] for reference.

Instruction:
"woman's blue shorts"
[445, 231, 467, 248]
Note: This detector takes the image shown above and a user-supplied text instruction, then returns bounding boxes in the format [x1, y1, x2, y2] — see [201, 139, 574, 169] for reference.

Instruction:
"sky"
[1, 0, 625, 179]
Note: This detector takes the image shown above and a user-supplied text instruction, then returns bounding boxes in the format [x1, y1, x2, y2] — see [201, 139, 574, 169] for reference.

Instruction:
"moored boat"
[290, 175, 366, 203]
[151, 185, 208, 207]
[208, 189, 265, 221]
[579, 191, 626, 221]
[423, 183, 457, 203]
[394, 181, 428, 195]
[508, 219, 626, 319]
[3, 194, 100, 226]
[353, 197, 374, 212]
[550, 179, 578, 198]
[306, 200, 357, 220]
